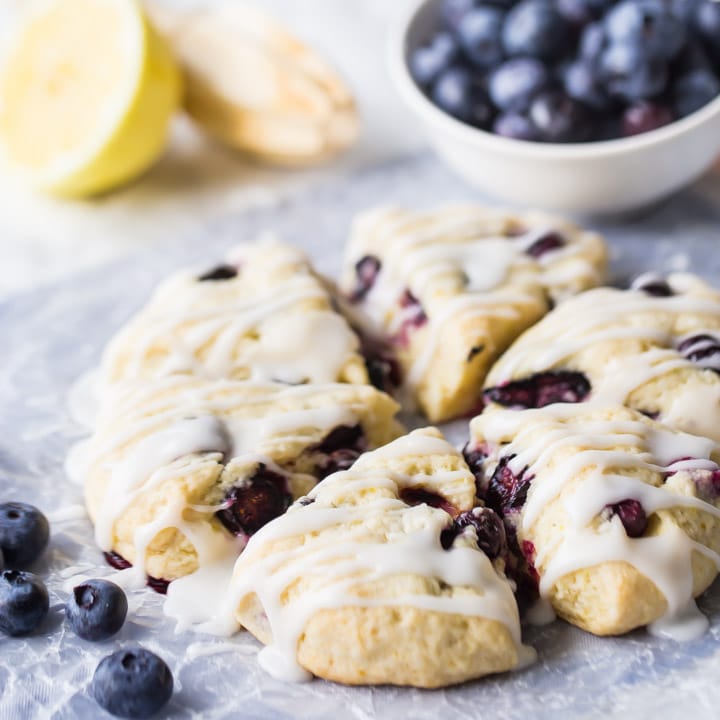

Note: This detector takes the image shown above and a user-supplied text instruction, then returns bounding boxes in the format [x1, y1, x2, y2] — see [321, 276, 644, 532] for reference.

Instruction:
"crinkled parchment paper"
[3, 154, 720, 719]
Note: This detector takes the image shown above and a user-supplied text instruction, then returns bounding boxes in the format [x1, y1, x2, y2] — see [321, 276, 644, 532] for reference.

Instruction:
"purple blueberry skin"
[410, 32, 459, 87]
[525, 231, 567, 258]
[66, 579, 128, 642]
[502, 0, 572, 61]
[0, 502, 50, 569]
[484, 455, 533, 517]
[103, 552, 170, 595]
[529, 91, 593, 143]
[493, 112, 539, 141]
[564, 60, 612, 112]
[441, 0, 479, 31]
[484, 370, 591, 409]
[432, 66, 496, 128]
[673, 68, 720, 118]
[604, 0, 686, 61]
[446, 507, 507, 559]
[600, 42, 668, 102]
[351, 255, 381, 302]
[631, 273, 674, 296]
[609, 499, 647, 538]
[0, 570, 49, 637]
[197, 264, 238, 282]
[457, 6, 506, 69]
[622, 101, 674, 137]
[695, 1, 720, 59]
[216, 467, 291, 537]
[489, 57, 550, 112]
[92, 648, 173, 720]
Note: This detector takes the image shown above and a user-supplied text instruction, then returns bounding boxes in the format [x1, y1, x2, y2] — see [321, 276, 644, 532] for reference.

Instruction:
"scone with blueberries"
[100, 239, 368, 391]
[483, 272, 720, 442]
[230, 428, 533, 688]
[467, 403, 720, 637]
[74, 375, 402, 588]
[339, 205, 607, 422]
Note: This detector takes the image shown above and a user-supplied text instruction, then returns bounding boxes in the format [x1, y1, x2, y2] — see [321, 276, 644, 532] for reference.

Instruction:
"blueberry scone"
[483, 273, 720, 442]
[467, 404, 720, 637]
[230, 428, 532, 687]
[339, 205, 607, 422]
[100, 240, 368, 389]
[73, 375, 402, 588]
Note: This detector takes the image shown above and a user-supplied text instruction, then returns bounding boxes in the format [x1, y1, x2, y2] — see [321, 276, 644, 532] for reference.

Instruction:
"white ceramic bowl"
[389, 0, 720, 215]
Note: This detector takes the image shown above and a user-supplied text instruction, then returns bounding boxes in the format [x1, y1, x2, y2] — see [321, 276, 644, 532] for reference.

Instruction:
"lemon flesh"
[0, 0, 181, 197]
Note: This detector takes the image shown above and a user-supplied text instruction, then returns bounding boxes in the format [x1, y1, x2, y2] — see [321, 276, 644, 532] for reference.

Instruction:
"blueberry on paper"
[66, 579, 128, 641]
[0, 502, 50, 568]
[0, 570, 49, 636]
[92, 648, 174, 719]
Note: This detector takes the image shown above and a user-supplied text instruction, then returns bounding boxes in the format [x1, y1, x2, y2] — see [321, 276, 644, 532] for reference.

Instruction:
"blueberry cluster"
[0, 501, 173, 719]
[410, 0, 720, 142]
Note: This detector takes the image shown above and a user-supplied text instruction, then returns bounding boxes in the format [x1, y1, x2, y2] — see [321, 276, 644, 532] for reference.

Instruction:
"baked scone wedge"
[483, 273, 720, 442]
[339, 205, 607, 422]
[72, 375, 402, 587]
[99, 239, 368, 391]
[230, 428, 533, 688]
[467, 404, 720, 637]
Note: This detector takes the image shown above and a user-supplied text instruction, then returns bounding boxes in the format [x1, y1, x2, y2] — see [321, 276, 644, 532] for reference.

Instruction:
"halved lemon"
[0, 0, 181, 197]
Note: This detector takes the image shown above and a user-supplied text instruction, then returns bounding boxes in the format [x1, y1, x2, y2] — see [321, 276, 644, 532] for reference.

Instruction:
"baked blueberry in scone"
[99, 240, 369, 391]
[230, 428, 534, 688]
[468, 404, 720, 637]
[339, 205, 607, 422]
[483, 272, 720, 442]
[74, 375, 402, 589]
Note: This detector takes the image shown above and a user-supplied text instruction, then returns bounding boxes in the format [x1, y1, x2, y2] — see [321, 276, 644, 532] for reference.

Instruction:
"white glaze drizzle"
[343, 206, 604, 394]
[75, 377, 379, 594]
[226, 430, 533, 682]
[100, 240, 360, 391]
[472, 404, 720, 639]
[487, 280, 720, 441]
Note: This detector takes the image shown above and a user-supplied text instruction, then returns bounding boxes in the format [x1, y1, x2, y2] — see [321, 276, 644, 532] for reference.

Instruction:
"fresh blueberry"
[493, 112, 539, 140]
[0, 502, 49, 569]
[66, 579, 128, 641]
[622, 101, 674, 136]
[488, 57, 550, 111]
[695, 1, 720, 60]
[600, 43, 668, 101]
[441, 0, 479, 30]
[670, 0, 700, 23]
[502, 0, 572, 61]
[197, 264, 237, 282]
[410, 32, 459, 86]
[484, 370, 591, 408]
[457, 6, 505, 68]
[579, 21, 606, 62]
[604, 0, 686, 61]
[431, 66, 496, 128]
[92, 648, 173, 719]
[216, 466, 291, 537]
[0, 570, 49, 636]
[556, 0, 613, 26]
[673, 68, 720, 117]
[563, 59, 611, 111]
[529, 91, 592, 142]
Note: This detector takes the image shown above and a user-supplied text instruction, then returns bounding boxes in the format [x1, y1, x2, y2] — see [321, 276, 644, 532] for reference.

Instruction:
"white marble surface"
[0, 0, 422, 299]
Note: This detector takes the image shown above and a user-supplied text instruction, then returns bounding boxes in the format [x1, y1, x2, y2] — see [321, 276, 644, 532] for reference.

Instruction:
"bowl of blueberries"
[390, 0, 720, 214]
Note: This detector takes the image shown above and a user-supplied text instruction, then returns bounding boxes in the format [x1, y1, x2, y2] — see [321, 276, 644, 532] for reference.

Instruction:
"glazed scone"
[230, 428, 533, 688]
[100, 239, 368, 390]
[467, 404, 720, 637]
[339, 205, 607, 422]
[483, 273, 720, 442]
[73, 375, 402, 586]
